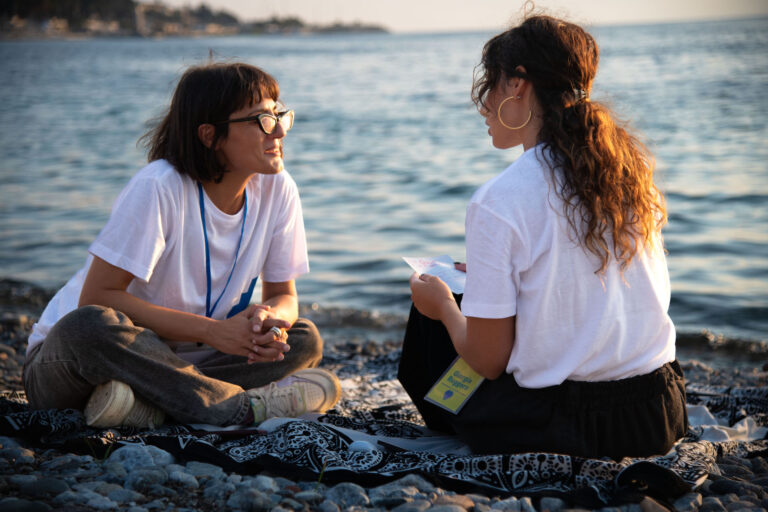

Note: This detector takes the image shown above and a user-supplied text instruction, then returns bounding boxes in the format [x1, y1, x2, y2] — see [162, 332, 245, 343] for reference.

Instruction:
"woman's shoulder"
[132, 159, 186, 185]
[471, 145, 553, 207]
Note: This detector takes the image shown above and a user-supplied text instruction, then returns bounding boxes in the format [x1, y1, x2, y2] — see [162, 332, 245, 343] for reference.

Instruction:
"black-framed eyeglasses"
[214, 110, 294, 135]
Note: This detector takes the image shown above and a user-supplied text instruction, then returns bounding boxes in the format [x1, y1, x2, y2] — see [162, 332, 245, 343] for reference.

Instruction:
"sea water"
[0, 18, 766, 343]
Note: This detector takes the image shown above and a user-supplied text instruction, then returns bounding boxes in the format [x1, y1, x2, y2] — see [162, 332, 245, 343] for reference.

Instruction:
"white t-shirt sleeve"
[261, 175, 309, 283]
[461, 201, 524, 319]
[88, 175, 172, 282]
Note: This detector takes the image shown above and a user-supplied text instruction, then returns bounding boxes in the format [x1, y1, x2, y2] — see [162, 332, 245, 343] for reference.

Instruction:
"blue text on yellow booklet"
[425, 357, 485, 414]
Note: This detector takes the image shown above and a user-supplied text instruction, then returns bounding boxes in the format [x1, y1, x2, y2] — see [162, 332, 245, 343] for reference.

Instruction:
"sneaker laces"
[251, 380, 316, 418]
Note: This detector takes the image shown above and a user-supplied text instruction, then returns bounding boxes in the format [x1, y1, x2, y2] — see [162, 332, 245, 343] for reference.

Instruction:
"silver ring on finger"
[269, 326, 282, 338]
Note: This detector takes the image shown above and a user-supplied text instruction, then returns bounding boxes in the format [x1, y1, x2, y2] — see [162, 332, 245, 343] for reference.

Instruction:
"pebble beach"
[0, 279, 766, 512]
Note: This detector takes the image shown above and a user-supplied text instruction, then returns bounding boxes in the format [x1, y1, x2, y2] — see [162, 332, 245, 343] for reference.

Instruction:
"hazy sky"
[155, 0, 768, 32]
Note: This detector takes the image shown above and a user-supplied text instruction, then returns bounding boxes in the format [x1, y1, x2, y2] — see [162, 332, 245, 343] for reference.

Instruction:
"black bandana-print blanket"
[1, 349, 766, 507]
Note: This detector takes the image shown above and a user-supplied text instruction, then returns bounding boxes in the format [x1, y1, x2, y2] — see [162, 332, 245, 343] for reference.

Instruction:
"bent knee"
[44, 305, 134, 353]
[55, 305, 129, 332]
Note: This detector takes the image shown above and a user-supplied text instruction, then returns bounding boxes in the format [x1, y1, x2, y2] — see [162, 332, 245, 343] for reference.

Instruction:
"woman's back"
[462, 145, 675, 388]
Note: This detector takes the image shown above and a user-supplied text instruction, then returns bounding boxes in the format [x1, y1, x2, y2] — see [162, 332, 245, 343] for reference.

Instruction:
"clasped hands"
[208, 304, 291, 363]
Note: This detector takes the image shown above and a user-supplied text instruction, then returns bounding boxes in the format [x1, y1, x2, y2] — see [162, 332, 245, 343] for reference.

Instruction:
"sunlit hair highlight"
[472, 14, 666, 273]
[142, 62, 280, 183]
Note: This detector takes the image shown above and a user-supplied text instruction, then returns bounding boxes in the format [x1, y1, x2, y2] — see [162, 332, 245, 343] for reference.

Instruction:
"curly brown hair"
[472, 15, 666, 273]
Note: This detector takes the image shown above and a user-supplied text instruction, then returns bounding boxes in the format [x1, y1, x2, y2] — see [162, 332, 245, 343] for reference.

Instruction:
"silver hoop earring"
[497, 96, 532, 130]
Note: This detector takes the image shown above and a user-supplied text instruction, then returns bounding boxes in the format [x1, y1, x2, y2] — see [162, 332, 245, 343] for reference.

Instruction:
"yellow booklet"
[424, 357, 485, 414]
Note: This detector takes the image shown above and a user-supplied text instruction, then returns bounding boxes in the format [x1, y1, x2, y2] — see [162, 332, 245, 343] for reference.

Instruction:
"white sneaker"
[84, 380, 165, 429]
[246, 368, 341, 423]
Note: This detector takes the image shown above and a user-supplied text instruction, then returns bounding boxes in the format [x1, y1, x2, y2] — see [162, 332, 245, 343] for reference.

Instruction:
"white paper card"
[402, 254, 466, 294]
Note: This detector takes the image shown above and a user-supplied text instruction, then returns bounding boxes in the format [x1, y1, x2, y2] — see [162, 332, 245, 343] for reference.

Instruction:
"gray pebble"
[169, 469, 199, 489]
[0, 436, 22, 449]
[227, 487, 272, 511]
[273, 476, 297, 489]
[94, 482, 124, 496]
[717, 463, 754, 479]
[228, 473, 243, 485]
[108, 487, 145, 503]
[318, 499, 341, 512]
[0, 446, 35, 465]
[0, 498, 52, 512]
[434, 494, 475, 509]
[107, 445, 174, 473]
[491, 497, 520, 511]
[39, 453, 87, 471]
[700, 497, 727, 512]
[86, 495, 119, 510]
[185, 460, 225, 479]
[7, 474, 37, 486]
[369, 482, 421, 507]
[203, 481, 236, 501]
[750, 457, 768, 474]
[673, 492, 703, 512]
[540, 497, 567, 511]
[103, 460, 128, 481]
[466, 494, 491, 506]
[392, 500, 431, 512]
[144, 498, 168, 510]
[52, 491, 81, 506]
[519, 497, 536, 512]
[392, 474, 436, 493]
[73, 481, 104, 492]
[125, 468, 169, 491]
[326, 482, 370, 508]
[725, 503, 762, 512]
[428, 506, 467, 512]
[252, 474, 279, 493]
[279, 497, 304, 510]
[18, 477, 69, 498]
[710, 480, 743, 496]
[294, 490, 324, 504]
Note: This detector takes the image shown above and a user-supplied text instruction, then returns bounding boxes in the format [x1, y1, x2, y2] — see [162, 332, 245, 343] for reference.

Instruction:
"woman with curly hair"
[399, 15, 687, 459]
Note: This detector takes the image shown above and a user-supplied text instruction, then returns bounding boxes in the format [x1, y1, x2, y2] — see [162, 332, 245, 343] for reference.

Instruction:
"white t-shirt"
[28, 159, 309, 361]
[460, 145, 675, 388]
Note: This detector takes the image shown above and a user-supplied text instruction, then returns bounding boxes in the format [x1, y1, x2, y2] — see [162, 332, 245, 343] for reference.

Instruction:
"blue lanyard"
[198, 182, 247, 318]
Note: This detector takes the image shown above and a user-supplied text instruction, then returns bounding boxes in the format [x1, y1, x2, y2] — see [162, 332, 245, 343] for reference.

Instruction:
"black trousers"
[397, 298, 689, 460]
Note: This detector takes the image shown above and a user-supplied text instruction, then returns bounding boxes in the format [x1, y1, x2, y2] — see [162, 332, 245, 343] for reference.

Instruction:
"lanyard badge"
[425, 357, 485, 414]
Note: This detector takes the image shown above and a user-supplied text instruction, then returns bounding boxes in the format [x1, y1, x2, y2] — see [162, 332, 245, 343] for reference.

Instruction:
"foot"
[84, 380, 165, 429]
[246, 368, 341, 423]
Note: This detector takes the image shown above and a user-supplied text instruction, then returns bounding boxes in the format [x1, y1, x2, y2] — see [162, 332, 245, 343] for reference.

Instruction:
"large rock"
[106, 445, 174, 473]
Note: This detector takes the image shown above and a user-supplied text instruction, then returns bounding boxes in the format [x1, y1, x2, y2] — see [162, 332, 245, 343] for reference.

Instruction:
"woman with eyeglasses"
[399, 15, 687, 459]
[23, 62, 341, 428]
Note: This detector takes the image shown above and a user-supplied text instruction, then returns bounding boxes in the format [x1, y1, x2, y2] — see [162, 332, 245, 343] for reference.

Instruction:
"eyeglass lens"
[261, 111, 294, 134]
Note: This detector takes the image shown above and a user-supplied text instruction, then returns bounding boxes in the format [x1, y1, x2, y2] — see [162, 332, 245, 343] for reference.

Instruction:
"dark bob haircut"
[143, 62, 280, 183]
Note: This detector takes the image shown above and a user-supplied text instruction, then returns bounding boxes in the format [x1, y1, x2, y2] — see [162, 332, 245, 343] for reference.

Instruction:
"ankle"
[250, 397, 267, 424]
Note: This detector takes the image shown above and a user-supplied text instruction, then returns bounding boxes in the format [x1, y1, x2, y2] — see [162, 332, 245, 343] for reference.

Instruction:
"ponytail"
[543, 98, 666, 273]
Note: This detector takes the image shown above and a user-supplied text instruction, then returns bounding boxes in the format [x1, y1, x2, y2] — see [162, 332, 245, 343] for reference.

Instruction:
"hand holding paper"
[402, 254, 466, 294]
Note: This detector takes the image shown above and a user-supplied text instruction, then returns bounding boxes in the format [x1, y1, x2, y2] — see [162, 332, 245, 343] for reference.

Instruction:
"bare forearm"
[438, 301, 512, 380]
[263, 293, 298, 326]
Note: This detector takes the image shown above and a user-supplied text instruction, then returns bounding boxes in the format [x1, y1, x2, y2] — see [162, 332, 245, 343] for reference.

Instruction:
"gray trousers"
[22, 305, 323, 426]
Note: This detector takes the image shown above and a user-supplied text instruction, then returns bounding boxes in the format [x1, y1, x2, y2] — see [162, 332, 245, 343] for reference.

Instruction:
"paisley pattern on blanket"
[686, 383, 768, 427]
[1, 352, 766, 505]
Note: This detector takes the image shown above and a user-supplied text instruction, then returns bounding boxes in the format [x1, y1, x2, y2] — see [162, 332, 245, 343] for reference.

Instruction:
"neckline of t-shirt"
[199, 181, 253, 222]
